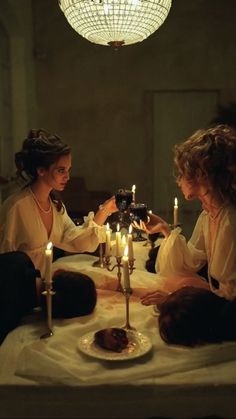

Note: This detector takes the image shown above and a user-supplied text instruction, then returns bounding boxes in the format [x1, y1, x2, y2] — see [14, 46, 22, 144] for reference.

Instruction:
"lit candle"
[122, 245, 130, 289]
[116, 223, 122, 257]
[127, 224, 134, 260]
[173, 197, 178, 226]
[45, 241, 53, 285]
[121, 234, 127, 252]
[105, 222, 111, 257]
[132, 184, 136, 202]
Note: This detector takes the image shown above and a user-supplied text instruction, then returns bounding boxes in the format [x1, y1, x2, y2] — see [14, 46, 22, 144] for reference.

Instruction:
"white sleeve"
[209, 221, 236, 300]
[53, 208, 106, 253]
[156, 215, 207, 277]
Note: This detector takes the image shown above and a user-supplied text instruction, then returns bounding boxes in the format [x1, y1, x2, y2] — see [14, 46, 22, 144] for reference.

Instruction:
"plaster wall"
[1, 0, 236, 213]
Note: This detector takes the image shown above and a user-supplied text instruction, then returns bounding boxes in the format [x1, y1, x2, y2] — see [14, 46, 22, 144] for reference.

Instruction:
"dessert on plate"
[94, 328, 128, 352]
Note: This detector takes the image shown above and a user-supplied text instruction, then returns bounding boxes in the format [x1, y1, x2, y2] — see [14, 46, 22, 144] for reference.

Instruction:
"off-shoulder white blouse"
[156, 206, 236, 300]
[0, 187, 106, 278]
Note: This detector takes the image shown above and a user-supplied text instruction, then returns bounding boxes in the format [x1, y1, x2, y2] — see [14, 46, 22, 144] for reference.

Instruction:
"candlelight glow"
[129, 224, 132, 234]
[173, 197, 179, 226]
[46, 242, 53, 251]
[132, 185, 136, 193]
[117, 223, 120, 232]
[121, 235, 127, 247]
[106, 222, 110, 231]
[124, 245, 128, 257]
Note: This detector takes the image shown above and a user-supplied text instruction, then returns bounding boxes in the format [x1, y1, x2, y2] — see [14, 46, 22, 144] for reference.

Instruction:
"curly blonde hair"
[174, 124, 236, 206]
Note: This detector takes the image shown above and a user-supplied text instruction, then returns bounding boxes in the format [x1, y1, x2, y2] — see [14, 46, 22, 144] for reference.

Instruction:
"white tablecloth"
[0, 242, 236, 418]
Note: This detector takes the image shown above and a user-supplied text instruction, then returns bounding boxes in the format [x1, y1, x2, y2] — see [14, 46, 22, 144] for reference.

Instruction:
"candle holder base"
[40, 329, 53, 339]
[122, 323, 136, 331]
[132, 229, 146, 242]
[92, 243, 105, 268]
[92, 259, 105, 268]
[169, 222, 182, 229]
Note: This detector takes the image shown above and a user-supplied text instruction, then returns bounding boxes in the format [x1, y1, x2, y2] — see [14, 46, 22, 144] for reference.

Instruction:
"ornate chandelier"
[59, 0, 172, 48]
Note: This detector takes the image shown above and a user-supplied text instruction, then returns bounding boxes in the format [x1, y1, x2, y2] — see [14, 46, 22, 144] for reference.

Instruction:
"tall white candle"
[121, 234, 127, 253]
[45, 241, 53, 285]
[127, 224, 134, 260]
[132, 184, 136, 202]
[122, 245, 130, 289]
[173, 197, 178, 226]
[116, 223, 122, 257]
[105, 222, 111, 257]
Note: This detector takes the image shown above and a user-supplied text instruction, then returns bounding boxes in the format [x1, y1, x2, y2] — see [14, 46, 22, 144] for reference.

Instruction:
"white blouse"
[156, 206, 236, 300]
[0, 187, 106, 278]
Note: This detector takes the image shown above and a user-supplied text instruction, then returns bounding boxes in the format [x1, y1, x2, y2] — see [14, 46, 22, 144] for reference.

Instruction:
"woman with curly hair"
[0, 128, 117, 299]
[134, 125, 236, 305]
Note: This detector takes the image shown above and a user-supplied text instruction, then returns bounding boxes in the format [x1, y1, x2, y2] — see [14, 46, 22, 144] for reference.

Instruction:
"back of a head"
[14, 128, 71, 183]
[174, 124, 236, 206]
[44, 271, 97, 318]
[158, 287, 226, 347]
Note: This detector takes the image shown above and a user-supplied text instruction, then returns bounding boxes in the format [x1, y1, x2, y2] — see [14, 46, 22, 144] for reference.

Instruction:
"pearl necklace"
[29, 187, 52, 214]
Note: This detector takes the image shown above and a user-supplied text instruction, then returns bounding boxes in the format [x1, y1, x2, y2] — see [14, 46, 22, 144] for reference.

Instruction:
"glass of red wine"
[129, 203, 149, 241]
[115, 189, 133, 226]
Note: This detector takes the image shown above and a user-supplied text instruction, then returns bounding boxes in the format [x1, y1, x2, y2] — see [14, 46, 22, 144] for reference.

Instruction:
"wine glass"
[115, 189, 133, 227]
[129, 203, 148, 241]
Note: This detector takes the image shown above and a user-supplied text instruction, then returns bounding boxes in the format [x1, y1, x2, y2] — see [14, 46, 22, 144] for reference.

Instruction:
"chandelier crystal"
[59, 0, 172, 48]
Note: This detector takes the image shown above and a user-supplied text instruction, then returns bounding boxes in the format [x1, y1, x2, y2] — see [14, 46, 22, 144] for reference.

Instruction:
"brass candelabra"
[103, 254, 135, 292]
[103, 254, 136, 329]
[40, 279, 55, 339]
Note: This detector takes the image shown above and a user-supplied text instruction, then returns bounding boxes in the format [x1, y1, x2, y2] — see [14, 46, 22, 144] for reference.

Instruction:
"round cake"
[94, 328, 128, 353]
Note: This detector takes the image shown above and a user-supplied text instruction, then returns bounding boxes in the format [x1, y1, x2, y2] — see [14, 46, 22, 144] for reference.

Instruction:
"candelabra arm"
[128, 258, 136, 274]
[104, 256, 123, 292]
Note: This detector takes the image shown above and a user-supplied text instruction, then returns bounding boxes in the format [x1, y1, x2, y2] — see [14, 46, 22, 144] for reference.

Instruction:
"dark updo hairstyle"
[15, 128, 71, 211]
[174, 124, 236, 207]
[158, 286, 236, 347]
[41, 270, 97, 318]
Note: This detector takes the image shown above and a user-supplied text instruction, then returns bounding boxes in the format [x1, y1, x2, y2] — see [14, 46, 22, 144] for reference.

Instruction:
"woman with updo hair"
[0, 128, 117, 300]
[133, 124, 236, 304]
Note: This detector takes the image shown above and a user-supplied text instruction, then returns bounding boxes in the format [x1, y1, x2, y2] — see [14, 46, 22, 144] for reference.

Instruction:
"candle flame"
[174, 197, 178, 207]
[132, 184, 136, 193]
[117, 223, 120, 232]
[106, 222, 110, 230]
[46, 241, 53, 250]
[129, 224, 132, 234]
[149, 209, 152, 214]
[124, 244, 128, 257]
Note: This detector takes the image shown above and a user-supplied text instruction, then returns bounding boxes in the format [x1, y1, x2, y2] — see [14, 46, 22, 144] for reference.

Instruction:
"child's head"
[42, 270, 97, 318]
[158, 286, 231, 347]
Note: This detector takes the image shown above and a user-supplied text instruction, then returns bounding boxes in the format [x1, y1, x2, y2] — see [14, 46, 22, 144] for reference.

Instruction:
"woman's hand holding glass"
[102, 196, 119, 215]
[132, 213, 171, 238]
[94, 196, 118, 225]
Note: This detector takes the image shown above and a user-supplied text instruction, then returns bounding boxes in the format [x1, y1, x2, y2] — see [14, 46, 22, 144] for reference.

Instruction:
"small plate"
[77, 329, 152, 361]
